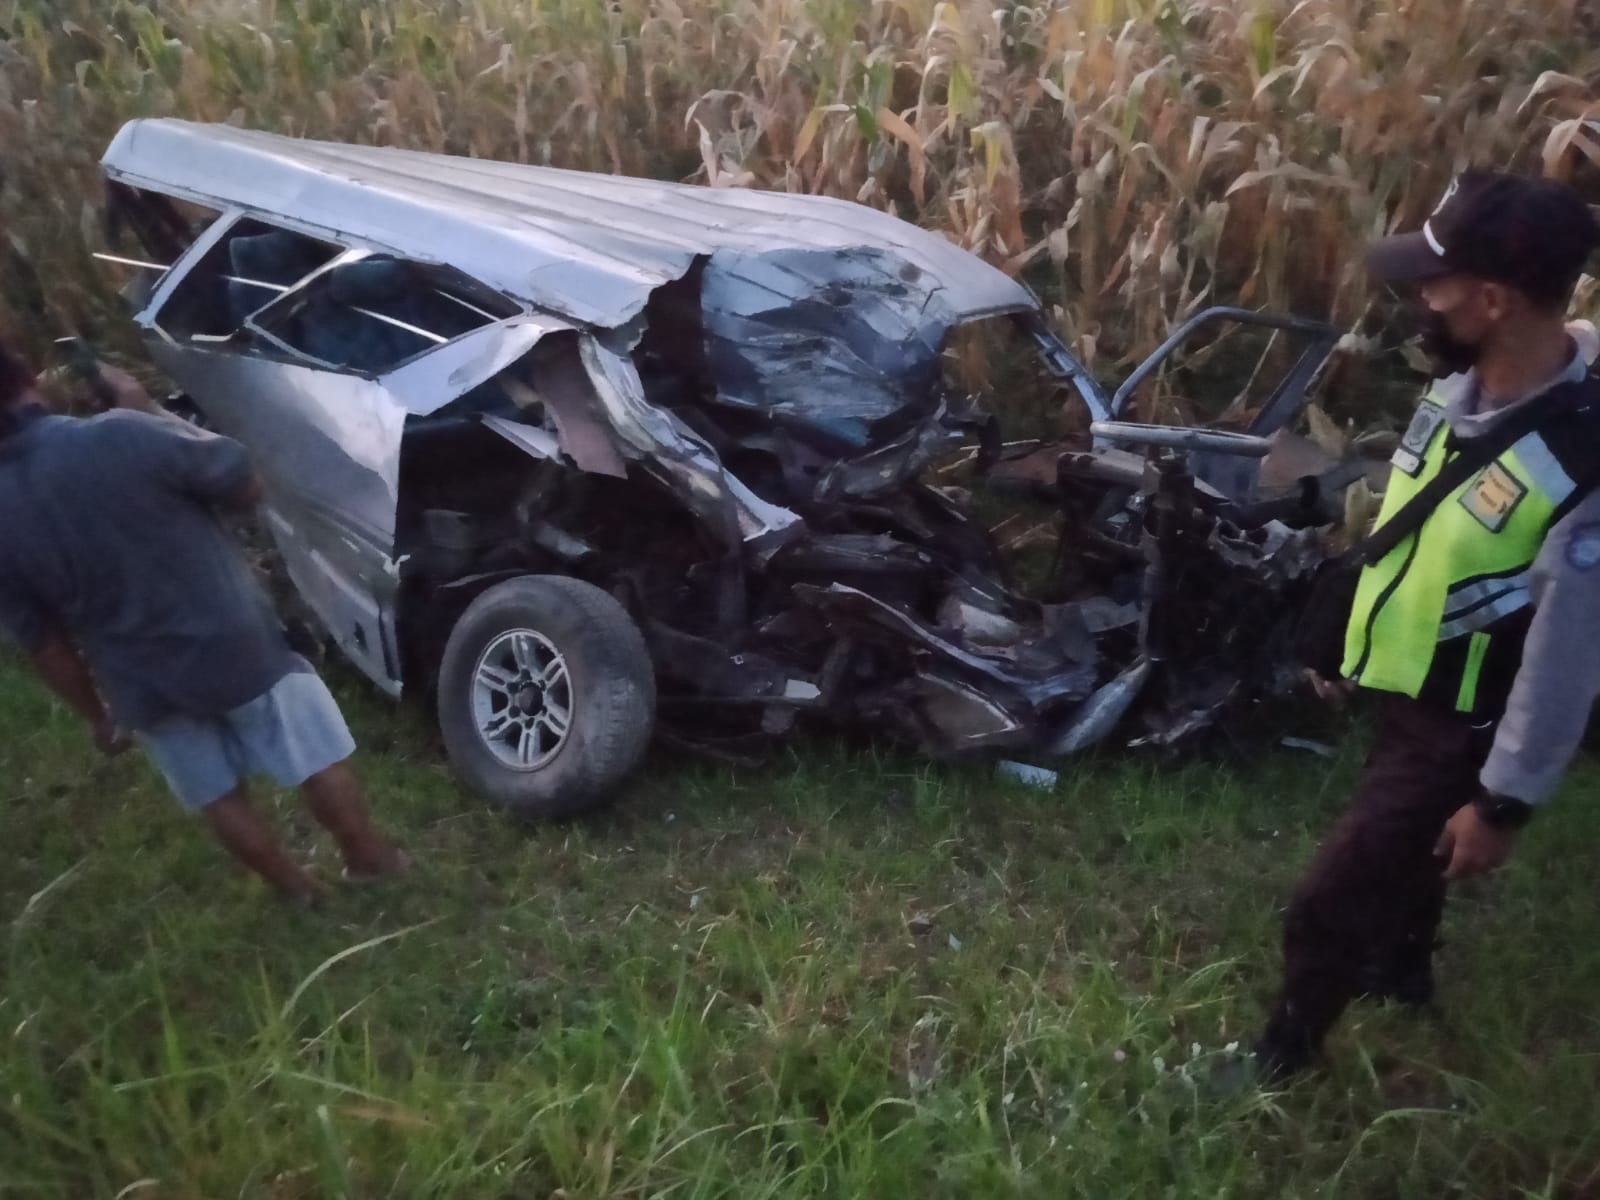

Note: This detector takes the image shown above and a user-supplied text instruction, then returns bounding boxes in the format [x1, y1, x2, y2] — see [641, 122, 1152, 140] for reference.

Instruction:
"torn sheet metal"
[382, 314, 570, 416]
[776, 534, 935, 576]
[914, 673, 1027, 747]
[793, 583, 1096, 711]
[701, 246, 955, 444]
[813, 406, 966, 502]
[578, 337, 803, 555]
[1045, 658, 1151, 756]
[102, 119, 1035, 330]
[530, 341, 629, 478]
[936, 595, 1024, 648]
[481, 414, 561, 463]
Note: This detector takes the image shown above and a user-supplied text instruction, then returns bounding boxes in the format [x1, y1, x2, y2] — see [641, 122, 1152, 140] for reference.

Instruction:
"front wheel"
[437, 575, 656, 819]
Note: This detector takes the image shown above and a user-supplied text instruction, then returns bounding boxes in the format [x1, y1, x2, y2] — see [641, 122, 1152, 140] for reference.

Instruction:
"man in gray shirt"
[0, 341, 405, 903]
[1252, 172, 1600, 1079]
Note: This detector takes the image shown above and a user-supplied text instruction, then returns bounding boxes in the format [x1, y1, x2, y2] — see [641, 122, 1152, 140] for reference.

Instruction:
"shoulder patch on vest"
[1566, 522, 1600, 571]
[1457, 462, 1527, 532]
[1393, 404, 1447, 478]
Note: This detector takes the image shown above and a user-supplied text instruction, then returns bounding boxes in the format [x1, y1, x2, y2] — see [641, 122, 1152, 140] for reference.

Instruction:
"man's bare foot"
[301, 762, 408, 884]
[205, 790, 323, 901]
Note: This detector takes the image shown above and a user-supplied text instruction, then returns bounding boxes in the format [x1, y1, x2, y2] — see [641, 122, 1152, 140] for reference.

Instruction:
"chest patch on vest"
[1393, 405, 1447, 478]
[1457, 462, 1527, 532]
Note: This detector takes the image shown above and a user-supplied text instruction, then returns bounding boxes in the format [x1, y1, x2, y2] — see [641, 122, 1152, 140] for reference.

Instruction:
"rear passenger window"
[245, 255, 522, 375]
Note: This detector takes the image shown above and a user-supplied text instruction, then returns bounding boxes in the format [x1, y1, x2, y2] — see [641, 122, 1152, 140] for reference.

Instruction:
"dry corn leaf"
[338, 1103, 436, 1131]
[1305, 403, 1348, 457]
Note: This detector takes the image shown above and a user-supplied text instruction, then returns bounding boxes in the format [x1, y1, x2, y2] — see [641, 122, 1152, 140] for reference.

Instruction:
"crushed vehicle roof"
[101, 119, 1036, 329]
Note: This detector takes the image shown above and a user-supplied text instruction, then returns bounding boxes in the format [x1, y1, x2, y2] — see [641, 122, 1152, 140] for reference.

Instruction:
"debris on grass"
[1281, 736, 1338, 758]
[997, 760, 1058, 789]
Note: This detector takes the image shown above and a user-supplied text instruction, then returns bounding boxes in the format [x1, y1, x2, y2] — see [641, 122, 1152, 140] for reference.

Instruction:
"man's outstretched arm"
[96, 365, 263, 511]
[25, 631, 129, 756]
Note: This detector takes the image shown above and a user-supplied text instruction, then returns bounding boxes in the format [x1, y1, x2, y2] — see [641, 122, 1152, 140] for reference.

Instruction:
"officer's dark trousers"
[1263, 693, 1495, 1058]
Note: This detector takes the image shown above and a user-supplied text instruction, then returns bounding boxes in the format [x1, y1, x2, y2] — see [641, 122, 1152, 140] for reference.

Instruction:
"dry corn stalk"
[1, 0, 1596, 430]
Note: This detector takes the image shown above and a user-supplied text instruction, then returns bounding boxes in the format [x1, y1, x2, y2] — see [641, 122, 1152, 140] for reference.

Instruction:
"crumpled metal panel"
[577, 338, 803, 555]
[793, 583, 1096, 710]
[145, 320, 569, 544]
[381, 314, 570, 416]
[101, 119, 1036, 330]
[1044, 658, 1152, 756]
[813, 407, 964, 501]
[146, 341, 406, 552]
[911, 672, 1026, 747]
[481, 414, 561, 462]
[529, 344, 630, 478]
[699, 246, 956, 446]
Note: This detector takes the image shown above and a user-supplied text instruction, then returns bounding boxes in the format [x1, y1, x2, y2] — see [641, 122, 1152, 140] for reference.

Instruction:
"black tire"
[437, 575, 656, 819]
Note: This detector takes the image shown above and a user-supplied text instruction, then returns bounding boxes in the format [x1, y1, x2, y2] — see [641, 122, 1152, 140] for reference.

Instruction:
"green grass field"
[4, 656, 1600, 1198]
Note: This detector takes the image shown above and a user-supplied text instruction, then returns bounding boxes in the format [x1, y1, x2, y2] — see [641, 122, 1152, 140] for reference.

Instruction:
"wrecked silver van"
[96, 119, 1344, 816]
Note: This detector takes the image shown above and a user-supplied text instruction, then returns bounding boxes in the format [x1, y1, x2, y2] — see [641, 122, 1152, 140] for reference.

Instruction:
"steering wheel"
[1089, 421, 1274, 459]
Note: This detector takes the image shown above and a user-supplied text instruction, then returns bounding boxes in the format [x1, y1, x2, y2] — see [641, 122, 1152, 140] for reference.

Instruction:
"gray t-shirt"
[0, 409, 300, 730]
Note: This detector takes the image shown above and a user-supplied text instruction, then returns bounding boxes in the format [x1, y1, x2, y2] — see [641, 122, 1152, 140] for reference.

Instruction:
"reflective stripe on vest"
[1341, 389, 1571, 711]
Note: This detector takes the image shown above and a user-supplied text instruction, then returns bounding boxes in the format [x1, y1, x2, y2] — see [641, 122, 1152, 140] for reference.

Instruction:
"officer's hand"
[1435, 803, 1517, 880]
[1303, 669, 1357, 708]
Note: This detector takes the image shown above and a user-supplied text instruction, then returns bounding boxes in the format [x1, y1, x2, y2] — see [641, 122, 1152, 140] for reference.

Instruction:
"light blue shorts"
[137, 671, 357, 811]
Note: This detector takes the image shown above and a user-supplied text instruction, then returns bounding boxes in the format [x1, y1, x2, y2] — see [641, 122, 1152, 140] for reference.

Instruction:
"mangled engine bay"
[392, 253, 1329, 760]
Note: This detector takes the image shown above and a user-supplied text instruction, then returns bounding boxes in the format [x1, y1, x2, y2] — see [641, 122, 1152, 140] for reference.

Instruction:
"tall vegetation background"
[2, 0, 1598, 411]
[7, 8, 1600, 1195]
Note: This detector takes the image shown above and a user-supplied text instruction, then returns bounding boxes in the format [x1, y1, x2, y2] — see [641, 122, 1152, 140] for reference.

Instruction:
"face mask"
[1419, 308, 1482, 377]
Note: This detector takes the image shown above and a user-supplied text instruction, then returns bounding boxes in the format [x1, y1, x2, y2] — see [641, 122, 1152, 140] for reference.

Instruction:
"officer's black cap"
[1368, 171, 1600, 307]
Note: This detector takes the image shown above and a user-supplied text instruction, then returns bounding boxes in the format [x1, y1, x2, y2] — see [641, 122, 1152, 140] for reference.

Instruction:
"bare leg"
[202, 789, 319, 903]
[300, 760, 407, 878]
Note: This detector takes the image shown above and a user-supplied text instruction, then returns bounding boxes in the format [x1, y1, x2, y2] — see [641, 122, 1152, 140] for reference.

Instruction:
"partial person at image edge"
[0, 346, 407, 904]
[1252, 171, 1600, 1080]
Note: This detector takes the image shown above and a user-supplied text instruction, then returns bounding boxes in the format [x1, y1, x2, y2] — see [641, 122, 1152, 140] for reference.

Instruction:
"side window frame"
[241, 252, 528, 378]
[99, 184, 222, 312]
[135, 207, 248, 341]
[142, 211, 347, 348]
[134, 205, 527, 379]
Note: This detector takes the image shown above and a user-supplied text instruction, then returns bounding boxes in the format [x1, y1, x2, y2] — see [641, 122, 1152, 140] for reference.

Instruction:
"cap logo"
[1422, 219, 1447, 256]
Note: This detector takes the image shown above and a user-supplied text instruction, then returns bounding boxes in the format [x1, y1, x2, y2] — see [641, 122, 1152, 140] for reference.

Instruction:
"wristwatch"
[1472, 790, 1535, 830]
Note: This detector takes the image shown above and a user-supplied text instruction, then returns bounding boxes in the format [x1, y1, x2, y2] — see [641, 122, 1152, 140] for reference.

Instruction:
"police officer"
[1255, 171, 1600, 1078]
